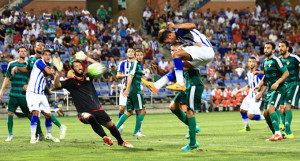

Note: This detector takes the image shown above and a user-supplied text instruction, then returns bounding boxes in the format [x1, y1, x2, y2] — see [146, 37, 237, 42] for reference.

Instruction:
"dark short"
[78, 108, 111, 125]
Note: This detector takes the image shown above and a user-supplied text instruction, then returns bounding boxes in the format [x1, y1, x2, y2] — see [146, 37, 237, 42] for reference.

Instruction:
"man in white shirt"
[231, 19, 240, 30]
[43, 9, 51, 20]
[126, 24, 135, 35]
[235, 63, 245, 79]
[158, 56, 168, 74]
[218, 14, 225, 24]
[118, 12, 128, 26]
[78, 20, 88, 32]
[23, 26, 32, 36]
[31, 25, 40, 38]
[81, 9, 90, 19]
[143, 8, 151, 21]
[268, 30, 278, 43]
[225, 8, 233, 20]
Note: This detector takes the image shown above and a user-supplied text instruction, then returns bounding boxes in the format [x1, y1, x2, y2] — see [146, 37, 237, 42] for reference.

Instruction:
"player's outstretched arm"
[0, 77, 10, 99]
[54, 72, 62, 89]
[116, 72, 128, 79]
[11, 66, 29, 75]
[256, 84, 268, 100]
[168, 22, 196, 30]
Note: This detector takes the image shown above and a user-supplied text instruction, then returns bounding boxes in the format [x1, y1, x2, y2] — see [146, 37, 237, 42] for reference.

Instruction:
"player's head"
[135, 49, 144, 62]
[35, 40, 44, 55]
[264, 41, 275, 58]
[170, 42, 184, 55]
[127, 48, 135, 60]
[71, 60, 84, 77]
[18, 46, 27, 59]
[158, 29, 176, 44]
[41, 49, 51, 63]
[248, 56, 257, 70]
[278, 40, 289, 56]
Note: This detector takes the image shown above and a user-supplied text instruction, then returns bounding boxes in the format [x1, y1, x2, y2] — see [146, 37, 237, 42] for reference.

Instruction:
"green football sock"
[270, 112, 280, 132]
[275, 110, 281, 125]
[171, 108, 188, 125]
[116, 114, 129, 129]
[285, 110, 292, 135]
[36, 118, 43, 134]
[133, 114, 145, 134]
[7, 115, 13, 135]
[265, 117, 275, 134]
[280, 113, 285, 125]
[51, 113, 61, 127]
[188, 117, 196, 146]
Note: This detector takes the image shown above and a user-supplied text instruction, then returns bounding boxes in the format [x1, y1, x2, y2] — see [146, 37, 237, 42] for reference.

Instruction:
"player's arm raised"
[53, 72, 62, 89]
[167, 22, 196, 30]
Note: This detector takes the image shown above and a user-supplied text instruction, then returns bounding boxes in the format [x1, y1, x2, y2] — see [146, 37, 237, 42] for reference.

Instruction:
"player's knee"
[80, 112, 93, 123]
[8, 112, 14, 116]
[44, 113, 52, 119]
[140, 109, 146, 115]
[263, 110, 269, 118]
[169, 103, 176, 111]
[248, 114, 254, 119]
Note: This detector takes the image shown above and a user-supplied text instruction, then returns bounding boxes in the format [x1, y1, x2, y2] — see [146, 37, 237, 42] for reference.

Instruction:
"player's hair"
[249, 56, 256, 60]
[279, 40, 289, 47]
[265, 41, 275, 50]
[134, 49, 143, 56]
[42, 49, 51, 55]
[36, 40, 43, 45]
[18, 46, 26, 52]
[158, 28, 171, 44]
[70, 60, 82, 70]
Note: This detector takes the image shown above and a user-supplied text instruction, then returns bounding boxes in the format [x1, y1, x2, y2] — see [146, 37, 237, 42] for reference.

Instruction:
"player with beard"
[277, 40, 300, 139]
[236, 57, 267, 132]
[11, 40, 66, 141]
[254, 42, 289, 141]
[53, 56, 133, 148]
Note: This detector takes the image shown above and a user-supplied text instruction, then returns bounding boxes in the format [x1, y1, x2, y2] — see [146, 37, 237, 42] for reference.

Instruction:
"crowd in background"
[0, 1, 300, 110]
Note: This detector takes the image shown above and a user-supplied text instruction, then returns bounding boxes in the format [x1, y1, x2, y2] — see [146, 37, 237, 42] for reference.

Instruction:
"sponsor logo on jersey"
[286, 61, 290, 65]
[268, 63, 271, 67]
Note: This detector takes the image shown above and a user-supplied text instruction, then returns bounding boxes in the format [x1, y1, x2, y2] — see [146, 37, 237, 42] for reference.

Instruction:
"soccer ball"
[87, 63, 105, 78]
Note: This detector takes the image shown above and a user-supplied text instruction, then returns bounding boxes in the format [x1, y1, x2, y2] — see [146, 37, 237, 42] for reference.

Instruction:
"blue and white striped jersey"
[118, 60, 132, 89]
[247, 69, 264, 99]
[27, 59, 48, 95]
[175, 29, 213, 47]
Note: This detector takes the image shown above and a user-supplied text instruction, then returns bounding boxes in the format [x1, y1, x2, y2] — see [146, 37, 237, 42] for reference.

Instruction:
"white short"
[240, 96, 262, 115]
[26, 92, 51, 114]
[54, 108, 60, 112]
[119, 92, 127, 106]
[183, 46, 215, 68]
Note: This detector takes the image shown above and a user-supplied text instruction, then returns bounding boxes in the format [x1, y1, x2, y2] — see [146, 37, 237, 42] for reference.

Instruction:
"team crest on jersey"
[268, 63, 271, 67]
[286, 61, 290, 65]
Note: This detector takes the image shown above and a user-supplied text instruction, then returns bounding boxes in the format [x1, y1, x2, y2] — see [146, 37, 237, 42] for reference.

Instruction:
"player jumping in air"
[53, 55, 133, 148]
[254, 42, 289, 141]
[237, 57, 267, 132]
[116, 49, 146, 137]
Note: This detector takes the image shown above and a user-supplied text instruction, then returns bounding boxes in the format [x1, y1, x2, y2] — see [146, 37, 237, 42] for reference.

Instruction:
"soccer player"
[53, 56, 133, 148]
[254, 42, 289, 141]
[277, 40, 300, 138]
[153, 22, 214, 91]
[237, 57, 267, 132]
[116, 49, 146, 137]
[116, 48, 143, 135]
[0, 46, 42, 141]
[11, 40, 66, 140]
[26, 49, 59, 144]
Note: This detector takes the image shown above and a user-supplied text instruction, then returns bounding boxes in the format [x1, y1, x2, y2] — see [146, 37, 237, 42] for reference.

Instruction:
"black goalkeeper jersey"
[60, 75, 101, 113]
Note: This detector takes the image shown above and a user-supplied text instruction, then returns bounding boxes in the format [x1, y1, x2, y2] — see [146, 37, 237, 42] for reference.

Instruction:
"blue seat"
[224, 80, 231, 85]
[231, 79, 238, 84]
[48, 21, 56, 26]
[1, 63, 8, 73]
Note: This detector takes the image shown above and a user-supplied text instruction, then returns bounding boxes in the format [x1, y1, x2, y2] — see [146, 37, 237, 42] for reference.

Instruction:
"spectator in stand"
[101, 66, 112, 83]
[126, 24, 135, 35]
[13, 31, 22, 43]
[203, 85, 213, 112]
[151, 19, 159, 37]
[268, 30, 278, 42]
[63, 33, 72, 48]
[207, 63, 216, 83]
[158, 56, 168, 75]
[11, 45, 19, 58]
[65, 7, 74, 20]
[165, 58, 174, 72]
[118, 12, 128, 26]
[110, 65, 117, 82]
[97, 5, 108, 21]
[211, 84, 222, 112]
[4, 32, 13, 48]
[234, 63, 246, 79]
[218, 42, 229, 58]
[149, 36, 159, 53]
[118, 25, 127, 38]
[144, 45, 153, 60]
[132, 32, 142, 43]
[279, 3, 287, 18]
[233, 30, 242, 43]
[54, 6, 64, 20]
[229, 50, 238, 70]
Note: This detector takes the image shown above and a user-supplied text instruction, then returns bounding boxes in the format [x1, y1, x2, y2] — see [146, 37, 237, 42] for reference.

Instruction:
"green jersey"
[280, 53, 300, 85]
[263, 55, 288, 90]
[26, 55, 41, 72]
[6, 60, 30, 98]
[128, 60, 143, 94]
[184, 69, 204, 88]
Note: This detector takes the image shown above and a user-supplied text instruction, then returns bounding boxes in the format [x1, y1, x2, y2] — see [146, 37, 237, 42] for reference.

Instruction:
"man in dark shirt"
[0, 24, 6, 43]
[111, 44, 121, 59]
[54, 58, 133, 148]
[2, 6, 11, 17]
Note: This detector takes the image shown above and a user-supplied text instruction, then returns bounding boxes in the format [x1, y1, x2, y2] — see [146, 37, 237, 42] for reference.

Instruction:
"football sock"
[275, 110, 281, 125]
[133, 114, 144, 134]
[240, 111, 249, 127]
[7, 115, 13, 135]
[36, 118, 43, 134]
[51, 113, 61, 127]
[285, 110, 292, 135]
[118, 113, 123, 118]
[31, 115, 38, 139]
[280, 113, 285, 125]
[88, 115, 107, 138]
[45, 118, 52, 138]
[116, 114, 129, 129]
[108, 124, 124, 144]
[171, 108, 188, 125]
[265, 117, 275, 134]
[154, 71, 175, 89]
[173, 58, 184, 86]
[270, 112, 280, 132]
[188, 117, 197, 145]
[251, 115, 265, 120]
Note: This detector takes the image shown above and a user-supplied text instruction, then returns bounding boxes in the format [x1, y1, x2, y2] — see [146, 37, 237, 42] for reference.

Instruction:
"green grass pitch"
[1, 110, 300, 161]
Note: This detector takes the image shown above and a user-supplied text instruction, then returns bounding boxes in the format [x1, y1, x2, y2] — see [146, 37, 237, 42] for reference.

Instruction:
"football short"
[183, 46, 215, 68]
[173, 84, 204, 111]
[54, 108, 60, 112]
[264, 88, 285, 110]
[126, 93, 146, 111]
[119, 91, 127, 106]
[78, 109, 112, 125]
[240, 96, 262, 115]
[283, 84, 299, 107]
[26, 92, 51, 113]
[7, 96, 30, 114]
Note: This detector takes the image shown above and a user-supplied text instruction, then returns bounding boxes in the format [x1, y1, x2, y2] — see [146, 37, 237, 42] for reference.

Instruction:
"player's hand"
[0, 91, 3, 100]
[123, 89, 129, 97]
[151, 64, 158, 72]
[167, 22, 175, 28]
[11, 66, 18, 75]
[253, 71, 259, 75]
[255, 92, 262, 100]
[253, 86, 260, 93]
[194, 42, 202, 47]
[271, 82, 279, 91]
[22, 85, 28, 91]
